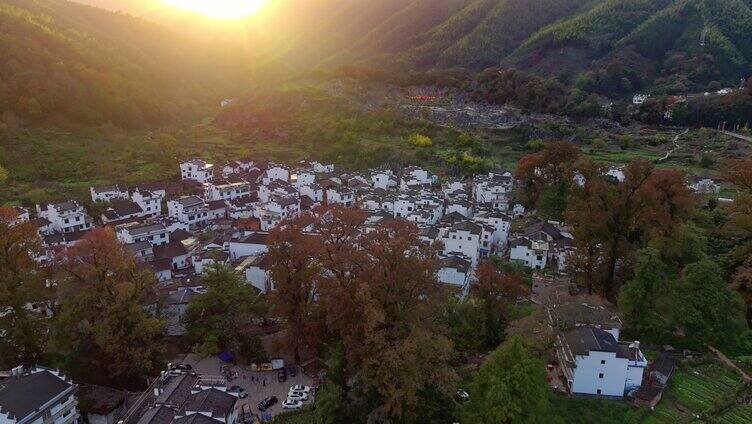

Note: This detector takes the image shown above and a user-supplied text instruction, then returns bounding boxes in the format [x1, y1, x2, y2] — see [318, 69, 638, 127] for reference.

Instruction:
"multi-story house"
[37, 201, 93, 234]
[399, 167, 436, 191]
[262, 164, 290, 185]
[326, 187, 355, 207]
[0, 365, 79, 424]
[556, 327, 647, 398]
[441, 221, 482, 266]
[131, 189, 163, 217]
[473, 172, 514, 210]
[203, 181, 251, 202]
[167, 196, 210, 228]
[180, 159, 214, 183]
[509, 237, 549, 269]
[370, 170, 396, 190]
[116, 222, 170, 246]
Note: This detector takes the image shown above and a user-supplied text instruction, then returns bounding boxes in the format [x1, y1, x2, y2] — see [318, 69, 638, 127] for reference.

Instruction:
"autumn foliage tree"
[267, 208, 456, 423]
[52, 228, 164, 388]
[0, 207, 48, 368]
[566, 159, 695, 299]
[515, 140, 579, 209]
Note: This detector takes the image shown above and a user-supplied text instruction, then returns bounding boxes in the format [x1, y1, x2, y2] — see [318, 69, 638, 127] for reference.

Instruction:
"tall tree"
[462, 336, 560, 424]
[351, 220, 456, 423]
[0, 207, 48, 368]
[567, 159, 694, 299]
[52, 228, 164, 388]
[731, 256, 752, 326]
[515, 140, 579, 206]
[672, 259, 747, 351]
[618, 248, 672, 340]
[184, 263, 266, 360]
[267, 215, 325, 363]
[473, 261, 528, 349]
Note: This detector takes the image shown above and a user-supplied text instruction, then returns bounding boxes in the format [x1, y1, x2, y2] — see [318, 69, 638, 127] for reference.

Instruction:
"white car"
[282, 399, 303, 410]
[287, 390, 309, 401]
[289, 385, 311, 393]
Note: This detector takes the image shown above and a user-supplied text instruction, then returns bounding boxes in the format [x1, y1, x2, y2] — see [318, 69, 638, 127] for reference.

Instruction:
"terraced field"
[717, 404, 752, 424]
[670, 363, 742, 414]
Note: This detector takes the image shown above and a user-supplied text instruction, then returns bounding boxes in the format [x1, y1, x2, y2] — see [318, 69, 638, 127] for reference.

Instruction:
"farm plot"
[717, 403, 752, 424]
[669, 363, 742, 414]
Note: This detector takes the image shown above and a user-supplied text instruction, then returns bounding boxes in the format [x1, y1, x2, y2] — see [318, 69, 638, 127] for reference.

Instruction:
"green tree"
[618, 248, 671, 340]
[0, 165, 8, 182]
[672, 259, 748, 351]
[184, 263, 266, 361]
[462, 336, 561, 424]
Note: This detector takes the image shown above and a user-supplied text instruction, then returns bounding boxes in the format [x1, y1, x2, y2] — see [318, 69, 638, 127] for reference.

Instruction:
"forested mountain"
[0, 0, 249, 128]
[235, 0, 752, 93]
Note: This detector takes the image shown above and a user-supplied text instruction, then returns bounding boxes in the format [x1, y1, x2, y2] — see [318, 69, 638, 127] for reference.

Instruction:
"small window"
[601, 360, 606, 364]
[596, 389, 602, 395]
[599, 373, 604, 379]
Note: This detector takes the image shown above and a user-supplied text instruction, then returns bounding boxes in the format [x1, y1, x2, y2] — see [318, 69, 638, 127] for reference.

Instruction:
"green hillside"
[0, 0, 248, 129]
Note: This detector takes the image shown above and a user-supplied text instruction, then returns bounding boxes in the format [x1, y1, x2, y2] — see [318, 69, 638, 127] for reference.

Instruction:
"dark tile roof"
[155, 373, 198, 406]
[450, 220, 483, 235]
[167, 288, 201, 305]
[183, 388, 236, 418]
[154, 241, 189, 260]
[562, 327, 627, 358]
[137, 406, 175, 424]
[78, 384, 125, 415]
[441, 255, 471, 273]
[0, 370, 72, 420]
[237, 232, 268, 245]
[172, 414, 222, 424]
[170, 229, 193, 243]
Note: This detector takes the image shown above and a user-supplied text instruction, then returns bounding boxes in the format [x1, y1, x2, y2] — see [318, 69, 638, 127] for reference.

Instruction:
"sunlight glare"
[164, 0, 267, 19]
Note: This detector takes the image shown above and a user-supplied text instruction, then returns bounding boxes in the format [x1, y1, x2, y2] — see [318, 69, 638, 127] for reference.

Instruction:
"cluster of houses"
[13, 158, 579, 301]
[6, 154, 718, 416]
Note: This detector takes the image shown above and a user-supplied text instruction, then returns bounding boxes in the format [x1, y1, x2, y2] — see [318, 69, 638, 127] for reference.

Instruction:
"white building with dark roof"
[0, 366, 79, 424]
[167, 196, 209, 229]
[441, 221, 482, 266]
[556, 327, 647, 398]
[37, 201, 93, 234]
[180, 159, 214, 183]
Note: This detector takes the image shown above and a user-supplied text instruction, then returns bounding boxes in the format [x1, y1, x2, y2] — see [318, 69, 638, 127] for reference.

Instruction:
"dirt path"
[721, 130, 752, 143]
[709, 345, 752, 383]
[657, 128, 689, 162]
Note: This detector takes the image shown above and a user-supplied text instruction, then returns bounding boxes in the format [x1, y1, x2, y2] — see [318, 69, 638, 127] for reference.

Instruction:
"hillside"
[314, 0, 752, 92]
[0, 0, 249, 129]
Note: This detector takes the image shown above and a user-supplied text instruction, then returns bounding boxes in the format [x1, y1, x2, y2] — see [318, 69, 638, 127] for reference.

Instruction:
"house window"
[64, 218, 69, 224]
[601, 360, 606, 364]
[596, 389, 602, 395]
[599, 373, 604, 379]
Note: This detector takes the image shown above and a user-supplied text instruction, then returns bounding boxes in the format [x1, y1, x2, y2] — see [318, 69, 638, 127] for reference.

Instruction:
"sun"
[164, 0, 267, 19]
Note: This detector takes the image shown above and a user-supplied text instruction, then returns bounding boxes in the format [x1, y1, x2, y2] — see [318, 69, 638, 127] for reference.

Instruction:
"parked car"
[455, 389, 470, 403]
[287, 365, 297, 377]
[282, 399, 303, 410]
[289, 384, 311, 393]
[258, 396, 278, 411]
[238, 392, 248, 399]
[277, 369, 287, 383]
[171, 363, 192, 371]
[229, 385, 245, 393]
[287, 390, 309, 401]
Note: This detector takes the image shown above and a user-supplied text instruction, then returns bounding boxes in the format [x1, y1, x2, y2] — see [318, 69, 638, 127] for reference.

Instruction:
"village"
[0, 155, 744, 424]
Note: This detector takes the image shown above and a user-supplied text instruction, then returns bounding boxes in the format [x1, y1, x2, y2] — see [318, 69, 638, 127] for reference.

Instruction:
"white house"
[371, 170, 396, 190]
[100, 200, 144, 224]
[441, 221, 482, 266]
[131, 189, 163, 217]
[310, 161, 334, 174]
[243, 255, 273, 293]
[557, 327, 647, 398]
[0, 365, 79, 424]
[37, 201, 93, 234]
[262, 164, 290, 185]
[293, 170, 316, 187]
[167, 196, 209, 228]
[90, 185, 129, 203]
[228, 232, 269, 261]
[180, 159, 214, 183]
[326, 187, 355, 207]
[437, 255, 472, 289]
[192, 249, 230, 275]
[509, 237, 549, 269]
[399, 166, 435, 191]
[690, 178, 721, 195]
[473, 173, 513, 210]
[116, 222, 170, 246]
[204, 181, 252, 202]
